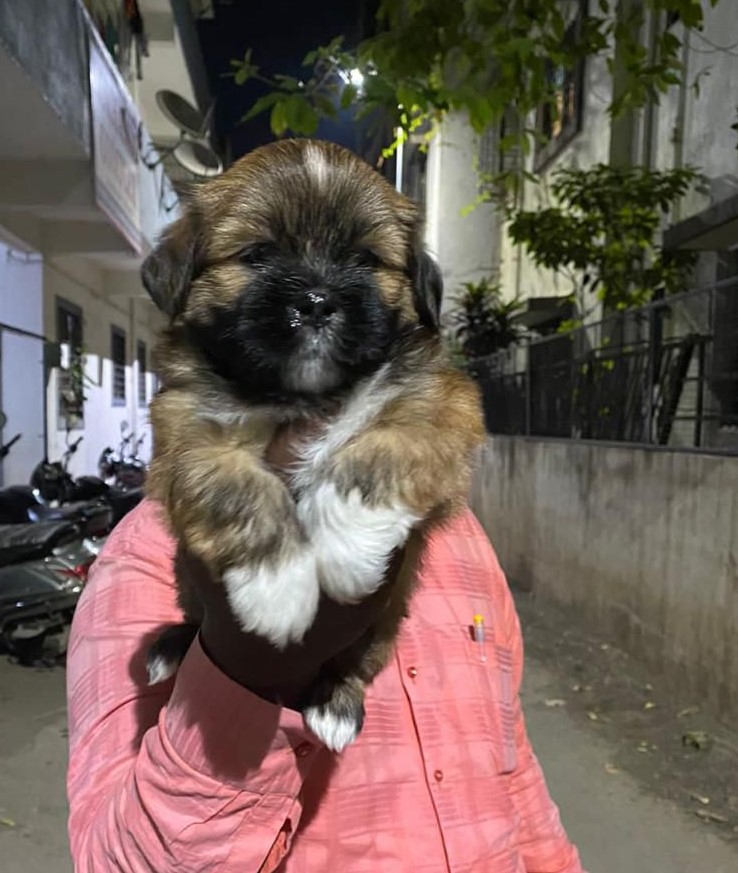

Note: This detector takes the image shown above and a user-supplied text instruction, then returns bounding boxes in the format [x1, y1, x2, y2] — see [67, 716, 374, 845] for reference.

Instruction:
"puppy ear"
[410, 249, 443, 331]
[141, 214, 200, 318]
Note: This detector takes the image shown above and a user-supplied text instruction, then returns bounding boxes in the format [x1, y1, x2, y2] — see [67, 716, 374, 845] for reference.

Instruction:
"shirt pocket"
[462, 629, 517, 775]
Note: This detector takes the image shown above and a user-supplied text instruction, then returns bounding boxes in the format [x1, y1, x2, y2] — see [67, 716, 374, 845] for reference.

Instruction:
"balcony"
[0, 0, 181, 274]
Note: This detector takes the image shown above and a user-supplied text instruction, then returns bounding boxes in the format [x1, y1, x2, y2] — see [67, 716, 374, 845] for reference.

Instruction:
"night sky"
[196, 0, 376, 160]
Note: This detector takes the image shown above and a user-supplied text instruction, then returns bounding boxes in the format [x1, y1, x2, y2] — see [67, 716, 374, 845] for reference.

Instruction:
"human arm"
[66, 501, 319, 873]
[67, 422, 392, 872]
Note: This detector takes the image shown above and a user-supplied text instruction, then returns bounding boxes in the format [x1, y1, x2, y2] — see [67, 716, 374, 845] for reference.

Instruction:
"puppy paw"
[298, 482, 418, 603]
[303, 682, 365, 752]
[223, 550, 320, 649]
[146, 623, 199, 685]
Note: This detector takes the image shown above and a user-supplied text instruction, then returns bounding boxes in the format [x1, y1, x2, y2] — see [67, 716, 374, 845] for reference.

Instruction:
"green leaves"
[446, 279, 527, 360]
[228, 0, 721, 154]
[508, 164, 700, 314]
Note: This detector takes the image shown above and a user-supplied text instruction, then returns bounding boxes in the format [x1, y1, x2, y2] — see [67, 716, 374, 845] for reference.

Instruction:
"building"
[0, 0, 215, 487]
[417, 1, 738, 307]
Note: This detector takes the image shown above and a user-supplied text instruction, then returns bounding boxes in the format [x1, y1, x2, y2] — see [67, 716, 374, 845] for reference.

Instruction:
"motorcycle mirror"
[0, 411, 6, 429]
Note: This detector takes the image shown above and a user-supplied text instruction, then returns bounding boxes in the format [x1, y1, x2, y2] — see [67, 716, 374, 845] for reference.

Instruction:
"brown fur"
[142, 139, 485, 748]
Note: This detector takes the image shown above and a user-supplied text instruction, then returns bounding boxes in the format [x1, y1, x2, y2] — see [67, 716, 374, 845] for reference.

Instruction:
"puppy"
[142, 139, 485, 751]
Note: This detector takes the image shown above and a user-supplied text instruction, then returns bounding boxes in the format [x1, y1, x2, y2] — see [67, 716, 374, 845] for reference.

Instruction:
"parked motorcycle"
[0, 523, 96, 664]
[98, 421, 147, 490]
[31, 428, 142, 527]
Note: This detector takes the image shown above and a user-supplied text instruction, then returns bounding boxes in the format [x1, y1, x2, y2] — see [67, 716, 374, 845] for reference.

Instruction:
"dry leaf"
[682, 730, 712, 750]
[544, 698, 566, 708]
[689, 792, 711, 806]
[694, 809, 728, 824]
[643, 701, 656, 710]
[587, 711, 599, 722]
[0, 817, 15, 828]
[604, 762, 620, 775]
[677, 706, 700, 719]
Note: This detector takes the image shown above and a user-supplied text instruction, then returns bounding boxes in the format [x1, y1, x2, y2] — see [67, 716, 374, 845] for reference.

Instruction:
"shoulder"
[419, 508, 523, 669]
[422, 508, 508, 595]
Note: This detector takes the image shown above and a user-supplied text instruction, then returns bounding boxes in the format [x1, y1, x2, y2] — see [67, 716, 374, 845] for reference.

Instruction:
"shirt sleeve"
[500, 555, 586, 873]
[66, 501, 318, 873]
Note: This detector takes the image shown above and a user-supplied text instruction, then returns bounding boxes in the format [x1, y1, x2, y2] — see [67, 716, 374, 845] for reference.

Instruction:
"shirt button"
[295, 742, 313, 758]
[433, 769, 444, 783]
[407, 666, 418, 679]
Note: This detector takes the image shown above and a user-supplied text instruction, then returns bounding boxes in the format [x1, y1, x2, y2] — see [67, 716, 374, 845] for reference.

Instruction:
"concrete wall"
[424, 112, 503, 312]
[0, 243, 45, 486]
[42, 256, 160, 479]
[470, 436, 738, 723]
[498, 53, 613, 306]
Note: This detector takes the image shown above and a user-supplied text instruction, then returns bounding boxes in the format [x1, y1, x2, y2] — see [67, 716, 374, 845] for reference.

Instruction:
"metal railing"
[466, 278, 738, 453]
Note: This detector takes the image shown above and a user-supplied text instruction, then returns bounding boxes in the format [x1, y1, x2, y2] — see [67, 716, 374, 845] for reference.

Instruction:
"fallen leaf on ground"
[604, 762, 620, 775]
[0, 818, 15, 828]
[689, 792, 711, 806]
[643, 701, 656, 710]
[682, 730, 713, 750]
[694, 809, 728, 824]
[544, 698, 566, 708]
[587, 711, 599, 722]
[677, 706, 700, 719]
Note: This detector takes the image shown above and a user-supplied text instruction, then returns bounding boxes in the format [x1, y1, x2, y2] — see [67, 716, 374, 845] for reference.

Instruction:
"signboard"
[89, 34, 142, 254]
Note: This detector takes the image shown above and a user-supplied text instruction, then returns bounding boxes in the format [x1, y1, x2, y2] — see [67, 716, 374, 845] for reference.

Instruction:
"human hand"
[187, 418, 397, 708]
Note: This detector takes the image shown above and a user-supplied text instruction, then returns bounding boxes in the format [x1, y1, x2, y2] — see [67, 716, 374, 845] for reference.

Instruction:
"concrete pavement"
[0, 634, 736, 872]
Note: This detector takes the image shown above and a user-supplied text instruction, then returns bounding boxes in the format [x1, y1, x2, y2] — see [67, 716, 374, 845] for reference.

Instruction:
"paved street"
[0, 608, 736, 873]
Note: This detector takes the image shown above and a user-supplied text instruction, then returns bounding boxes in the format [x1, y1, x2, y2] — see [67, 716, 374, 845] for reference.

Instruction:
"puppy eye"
[356, 249, 383, 269]
[238, 242, 276, 266]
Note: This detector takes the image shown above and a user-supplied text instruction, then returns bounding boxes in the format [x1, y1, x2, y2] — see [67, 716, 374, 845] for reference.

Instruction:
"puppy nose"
[297, 290, 336, 326]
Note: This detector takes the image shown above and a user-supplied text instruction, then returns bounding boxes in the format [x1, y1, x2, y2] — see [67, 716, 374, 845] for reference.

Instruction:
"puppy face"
[142, 139, 442, 403]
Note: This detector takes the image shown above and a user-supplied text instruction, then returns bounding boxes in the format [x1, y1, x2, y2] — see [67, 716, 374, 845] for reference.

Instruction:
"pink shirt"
[66, 500, 584, 872]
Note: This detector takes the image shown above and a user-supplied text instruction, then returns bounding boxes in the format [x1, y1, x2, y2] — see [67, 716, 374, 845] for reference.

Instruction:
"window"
[111, 326, 127, 405]
[137, 339, 147, 407]
[534, 0, 586, 170]
[56, 298, 84, 429]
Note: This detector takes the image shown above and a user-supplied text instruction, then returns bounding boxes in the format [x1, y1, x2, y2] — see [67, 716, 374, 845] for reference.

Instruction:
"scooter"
[0, 526, 97, 664]
[31, 429, 141, 528]
[98, 422, 147, 490]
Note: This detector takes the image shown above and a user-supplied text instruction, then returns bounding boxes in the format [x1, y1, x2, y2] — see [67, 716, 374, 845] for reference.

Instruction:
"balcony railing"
[467, 278, 738, 454]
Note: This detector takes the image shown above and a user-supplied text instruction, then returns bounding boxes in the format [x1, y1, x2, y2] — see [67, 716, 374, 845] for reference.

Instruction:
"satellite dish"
[155, 90, 211, 139]
[172, 139, 223, 178]
[143, 89, 222, 179]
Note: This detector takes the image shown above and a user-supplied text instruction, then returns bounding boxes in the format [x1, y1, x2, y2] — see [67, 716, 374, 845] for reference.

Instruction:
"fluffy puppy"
[142, 139, 485, 751]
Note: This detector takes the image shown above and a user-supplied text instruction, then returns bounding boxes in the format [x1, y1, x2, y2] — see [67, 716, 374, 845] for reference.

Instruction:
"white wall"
[43, 256, 161, 479]
[652, 8, 738, 221]
[425, 112, 503, 312]
[497, 53, 613, 306]
[0, 242, 45, 486]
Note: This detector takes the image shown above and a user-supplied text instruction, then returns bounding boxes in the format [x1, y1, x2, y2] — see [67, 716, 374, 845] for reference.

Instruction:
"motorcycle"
[99, 421, 147, 490]
[0, 525, 96, 664]
[0, 414, 101, 663]
[31, 428, 142, 528]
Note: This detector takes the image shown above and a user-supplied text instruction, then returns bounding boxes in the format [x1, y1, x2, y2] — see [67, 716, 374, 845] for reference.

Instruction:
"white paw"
[223, 550, 320, 649]
[298, 483, 418, 603]
[303, 703, 362, 752]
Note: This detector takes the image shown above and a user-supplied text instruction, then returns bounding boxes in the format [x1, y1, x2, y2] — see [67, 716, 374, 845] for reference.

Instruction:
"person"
[66, 420, 585, 872]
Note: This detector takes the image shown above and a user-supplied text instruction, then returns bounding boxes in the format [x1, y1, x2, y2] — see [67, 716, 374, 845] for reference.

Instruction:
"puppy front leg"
[299, 374, 482, 605]
[297, 479, 419, 604]
[148, 393, 319, 649]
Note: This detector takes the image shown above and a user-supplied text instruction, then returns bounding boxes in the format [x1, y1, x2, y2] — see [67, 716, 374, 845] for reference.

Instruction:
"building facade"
[0, 0, 212, 486]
